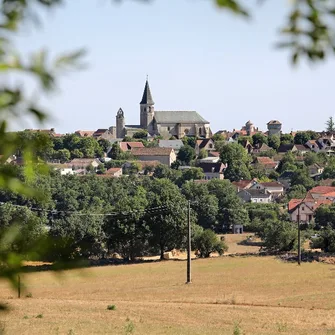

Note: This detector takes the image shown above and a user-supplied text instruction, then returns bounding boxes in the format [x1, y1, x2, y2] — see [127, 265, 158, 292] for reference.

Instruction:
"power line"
[0, 201, 169, 218]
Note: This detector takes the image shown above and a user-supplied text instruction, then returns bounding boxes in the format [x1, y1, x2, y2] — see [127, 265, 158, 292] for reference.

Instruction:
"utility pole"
[186, 200, 192, 284]
[297, 203, 301, 266]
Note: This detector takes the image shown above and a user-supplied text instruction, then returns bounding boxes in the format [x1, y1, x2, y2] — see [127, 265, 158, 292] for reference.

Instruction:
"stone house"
[288, 192, 333, 223]
[119, 141, 145, 152]
[197, 162, 226, 180]
[195, 139, 215, 155]
[131, 147, 176, 166]
[105, 167, 123, 177]
[238, 189, 272, 203]
[249, 181, 284, 199]
[69, 158, 100, 170]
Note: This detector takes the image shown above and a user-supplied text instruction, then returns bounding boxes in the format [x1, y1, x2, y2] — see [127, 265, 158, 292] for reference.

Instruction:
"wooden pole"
[186, 200, 192, 284]
[298, 204, 301, 266]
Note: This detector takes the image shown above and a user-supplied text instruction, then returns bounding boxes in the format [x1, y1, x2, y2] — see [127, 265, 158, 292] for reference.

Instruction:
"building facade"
[113, 79, 211, 139]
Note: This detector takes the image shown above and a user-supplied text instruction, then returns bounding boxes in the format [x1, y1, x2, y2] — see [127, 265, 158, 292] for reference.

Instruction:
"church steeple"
[140, 78, 154, 105]
[140, 77, 155, 131]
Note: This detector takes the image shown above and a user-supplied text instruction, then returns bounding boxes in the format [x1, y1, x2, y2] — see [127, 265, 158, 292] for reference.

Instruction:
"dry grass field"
[1, 255, 335, 335]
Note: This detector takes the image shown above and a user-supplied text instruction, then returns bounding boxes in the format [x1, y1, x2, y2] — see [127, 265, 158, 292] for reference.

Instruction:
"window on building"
[168, 126, 170, 131]
[209, 144, 213, 149]
[199, 128, 202, 135]
[302, 206, 305, 211]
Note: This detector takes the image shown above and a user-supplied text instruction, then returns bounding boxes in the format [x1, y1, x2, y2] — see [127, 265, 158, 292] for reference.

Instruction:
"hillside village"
[4, 77, 335, 236]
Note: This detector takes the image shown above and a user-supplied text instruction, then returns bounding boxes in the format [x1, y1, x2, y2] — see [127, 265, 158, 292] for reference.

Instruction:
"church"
[110, 79, 211, 139]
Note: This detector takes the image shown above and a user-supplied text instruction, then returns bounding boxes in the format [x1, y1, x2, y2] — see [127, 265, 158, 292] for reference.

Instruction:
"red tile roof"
[310, 186, 335, 194]
[106, 167, 122, 174]
[131, 147, 173, 156]
[288, 199, 302, 211]
[120, 142, 145, 151]
[288, 197, 332, 212]
[232, 180, 254, 190]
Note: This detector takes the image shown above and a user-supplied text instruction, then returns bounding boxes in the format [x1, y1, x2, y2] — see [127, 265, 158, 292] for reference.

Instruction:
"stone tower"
[116, 108, 125, 138]
[140, 78, 155, 132]
[267, 120, 282, 137]
[245, 120, 255, 135]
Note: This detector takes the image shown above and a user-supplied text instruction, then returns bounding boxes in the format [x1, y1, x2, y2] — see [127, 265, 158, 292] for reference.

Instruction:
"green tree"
[219, 143, 251, 181]
[287, 184, 307, 200]
[294, 132, 311, 144]
[252, 133, 268, 147]
[133, 130, 148, 139]
[54, 149, 71, 163]
[280, 134, 294, 145]
[260, 220, 298, 252]
[326, 116, 335, 132]
[322, 164, 335, 179]
[108, 142, 122, 160]
[268, 135, 280, 150]
[290, 169, 315, 190]
[98, 139, 111, 153]
[182, 137, 196, 148]
[304, 152, 318, 166]
[145, 178, 188, 260]
[206, 179, 249, 230]
[177, 145, 196, 165]
[310, 225, 335, 252]
[177, 167, 204, 186]
[238, 136, 253, 146]
[198, 148, 208, 159]
[182, 182, 219, 230]
[193, 230, 228, 258]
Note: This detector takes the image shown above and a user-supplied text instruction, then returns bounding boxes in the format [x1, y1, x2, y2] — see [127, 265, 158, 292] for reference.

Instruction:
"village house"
[232, 179, 257, 192]
[238, 189, 272, 203]
[75, 130, 95, 137]
[195, 138, 215, 155]
[249, 181, 284, 200]
[277, 143, 310, 155]
[69, 158, 101, 170]
[252, 143, 272, 154]
[119, 141, 145, 152]
[131, 147, 176, 166]
[252, 156, 278, 172]
[105, 167, 123, 177]
[308, 163, 324, 179]
[197, 162, 226, 180]
[93, 129, 114, 141]
[48, 163, 74, 176]
[309, 186, 335, 200]
[288, 192, 333, 223]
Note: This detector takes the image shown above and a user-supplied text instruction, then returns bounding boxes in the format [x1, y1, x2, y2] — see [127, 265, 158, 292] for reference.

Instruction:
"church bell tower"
[140, 77, 155, 132]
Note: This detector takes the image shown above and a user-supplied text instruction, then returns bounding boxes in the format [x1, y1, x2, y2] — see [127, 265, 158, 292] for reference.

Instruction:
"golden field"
[1, 255, 335, 335]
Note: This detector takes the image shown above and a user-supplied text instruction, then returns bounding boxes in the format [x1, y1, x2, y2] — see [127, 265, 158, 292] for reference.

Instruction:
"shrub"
[26, 292, 33, 298]
[194, 230, 228, 258]
[107, 304, 116, 311]
[36, 314, 43, 319]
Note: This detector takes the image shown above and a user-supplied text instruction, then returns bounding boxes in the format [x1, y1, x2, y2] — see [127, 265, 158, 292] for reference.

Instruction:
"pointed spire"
[140, 78, 154, 105]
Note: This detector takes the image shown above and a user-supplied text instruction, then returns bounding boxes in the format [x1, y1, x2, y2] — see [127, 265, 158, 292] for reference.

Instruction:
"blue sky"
[13, 0, 335, 134]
